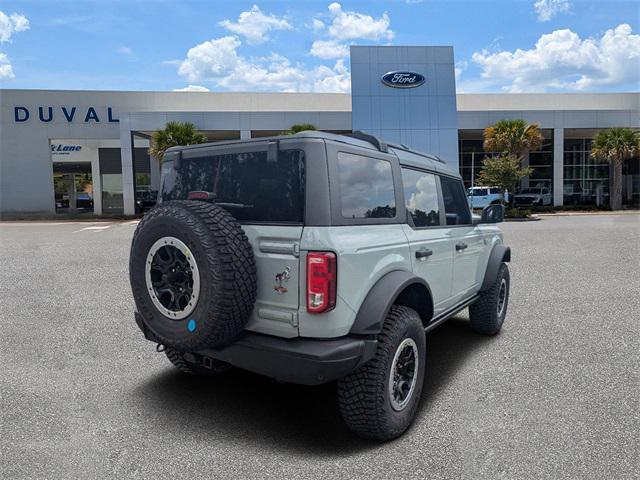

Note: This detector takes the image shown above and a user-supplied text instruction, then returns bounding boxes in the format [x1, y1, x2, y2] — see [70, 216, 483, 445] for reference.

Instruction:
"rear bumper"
[135, 312, 377, 385]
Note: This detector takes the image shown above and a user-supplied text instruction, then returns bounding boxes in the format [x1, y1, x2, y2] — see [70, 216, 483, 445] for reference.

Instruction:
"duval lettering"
[14, 106, 119, 123]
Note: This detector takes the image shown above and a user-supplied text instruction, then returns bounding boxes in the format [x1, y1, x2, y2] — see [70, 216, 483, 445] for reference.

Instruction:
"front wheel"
[337, 306, 426, 441]
[469, 263, 510, 335]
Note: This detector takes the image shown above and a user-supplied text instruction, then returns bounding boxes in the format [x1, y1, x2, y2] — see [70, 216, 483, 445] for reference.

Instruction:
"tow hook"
[155, 343, 166, 353]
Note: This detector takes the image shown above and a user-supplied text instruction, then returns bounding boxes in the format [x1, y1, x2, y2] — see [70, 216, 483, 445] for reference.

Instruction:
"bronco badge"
[274, 267, 290, 294]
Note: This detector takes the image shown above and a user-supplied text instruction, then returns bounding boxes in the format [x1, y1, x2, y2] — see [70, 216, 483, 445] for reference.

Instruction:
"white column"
[553, 128, 564, 206]
[91, 149, 102, 215]
[120, 116, 136, 215]
[240, 130, 251, 139]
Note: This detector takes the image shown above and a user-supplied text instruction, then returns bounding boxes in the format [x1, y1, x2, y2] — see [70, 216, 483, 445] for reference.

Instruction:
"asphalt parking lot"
[1, 214, 638, 479]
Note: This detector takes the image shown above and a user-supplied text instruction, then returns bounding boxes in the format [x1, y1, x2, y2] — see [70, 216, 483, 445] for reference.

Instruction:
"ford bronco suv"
[129, 131, 511, 441]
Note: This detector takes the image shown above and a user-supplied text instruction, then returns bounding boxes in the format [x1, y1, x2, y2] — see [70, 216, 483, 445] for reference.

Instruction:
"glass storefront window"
[102, 174, 124, 214]
[563, 138, 610, 206]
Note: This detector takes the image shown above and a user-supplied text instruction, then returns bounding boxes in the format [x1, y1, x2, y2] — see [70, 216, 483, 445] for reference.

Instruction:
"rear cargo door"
[177, 143, 306, 337]
[242, 225, 302, 338]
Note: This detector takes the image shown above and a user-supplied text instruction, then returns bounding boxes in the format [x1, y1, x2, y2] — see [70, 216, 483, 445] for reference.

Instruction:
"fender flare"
[349, 270, 433, 336]
[481, 244, 511, 291]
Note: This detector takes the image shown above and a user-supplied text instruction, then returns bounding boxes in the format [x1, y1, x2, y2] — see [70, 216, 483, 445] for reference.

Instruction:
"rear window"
[161, 148, 305, 223]
[337, 152, 396, 219]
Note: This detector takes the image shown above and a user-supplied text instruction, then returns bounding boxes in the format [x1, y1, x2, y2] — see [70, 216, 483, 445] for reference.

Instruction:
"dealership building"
[1, 45, 638, 216]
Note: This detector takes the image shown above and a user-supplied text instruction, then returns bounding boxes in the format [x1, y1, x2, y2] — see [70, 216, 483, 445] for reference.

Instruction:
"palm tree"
[481, 119, 544, 206]
[148, 121, 207, 162]
[483, 119, 544, 161]
[590, 127, 640, 210]
[283, 123, 317, 135]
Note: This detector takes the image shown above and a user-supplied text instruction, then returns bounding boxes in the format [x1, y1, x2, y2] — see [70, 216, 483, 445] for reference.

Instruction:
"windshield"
[161, 148, 305, 223]
[518, 188, 540, 194]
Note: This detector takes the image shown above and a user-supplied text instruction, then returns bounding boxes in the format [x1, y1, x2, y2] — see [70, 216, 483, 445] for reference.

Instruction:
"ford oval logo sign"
[381, 71, 425, 89]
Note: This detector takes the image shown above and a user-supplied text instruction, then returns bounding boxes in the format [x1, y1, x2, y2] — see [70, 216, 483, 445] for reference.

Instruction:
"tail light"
[306, 252, 337, 313]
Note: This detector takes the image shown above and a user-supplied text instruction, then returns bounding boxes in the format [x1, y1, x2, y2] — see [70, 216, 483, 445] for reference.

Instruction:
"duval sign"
[381, 71, 426, 89]
[14, 106, 119, 123]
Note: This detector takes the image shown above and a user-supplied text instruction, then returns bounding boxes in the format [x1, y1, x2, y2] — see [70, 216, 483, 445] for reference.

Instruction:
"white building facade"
[1, 46, 638, 216]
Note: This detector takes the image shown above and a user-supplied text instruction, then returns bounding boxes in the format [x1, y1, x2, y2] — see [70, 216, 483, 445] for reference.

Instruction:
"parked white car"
[514, 187, 552, 206]
[467, 186, 508, 208]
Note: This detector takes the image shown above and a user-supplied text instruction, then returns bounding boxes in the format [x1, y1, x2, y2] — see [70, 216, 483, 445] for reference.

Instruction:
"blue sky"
[0, 0, 638, 93]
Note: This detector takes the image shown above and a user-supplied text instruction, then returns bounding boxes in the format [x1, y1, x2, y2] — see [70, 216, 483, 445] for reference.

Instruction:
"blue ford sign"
[381, 71, 425, 89]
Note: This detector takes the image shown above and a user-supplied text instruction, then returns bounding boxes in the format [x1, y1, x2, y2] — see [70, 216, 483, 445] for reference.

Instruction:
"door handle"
[415, 249, 433, 259]
[455, 243, 468, 251]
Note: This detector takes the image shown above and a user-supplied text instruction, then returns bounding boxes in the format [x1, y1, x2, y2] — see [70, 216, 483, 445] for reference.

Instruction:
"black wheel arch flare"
[349, 270, 434, 336]
[480, 244, 511, 292]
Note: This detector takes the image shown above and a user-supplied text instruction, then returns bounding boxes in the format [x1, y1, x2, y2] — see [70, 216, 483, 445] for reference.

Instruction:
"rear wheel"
[337, 306, 426, 441]
[469, 263, 510, 335]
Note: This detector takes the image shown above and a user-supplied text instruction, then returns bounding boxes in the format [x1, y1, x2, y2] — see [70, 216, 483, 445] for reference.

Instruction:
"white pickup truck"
[467, 186, 508, 208]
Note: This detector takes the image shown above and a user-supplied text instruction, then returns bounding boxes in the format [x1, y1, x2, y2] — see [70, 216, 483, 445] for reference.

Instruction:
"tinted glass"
[401, 168, 440, 227]
[337, 152, 396, 219]
[440, 176, 472, 225]
[490, 188, 500, 194]
[161, 149, 305, 223]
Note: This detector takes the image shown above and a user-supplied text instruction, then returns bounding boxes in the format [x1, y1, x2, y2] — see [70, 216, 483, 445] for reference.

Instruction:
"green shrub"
[505, 207, 532, 218]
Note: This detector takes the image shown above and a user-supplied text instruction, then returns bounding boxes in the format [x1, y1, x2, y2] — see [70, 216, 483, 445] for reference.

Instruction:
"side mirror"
[479, 204, 504, 224]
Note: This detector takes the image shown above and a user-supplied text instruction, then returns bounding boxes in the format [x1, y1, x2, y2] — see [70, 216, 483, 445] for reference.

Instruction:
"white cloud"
[219, 5, 291, 45]
[311, 18, 325, 32]
[308, 3, 394, 60]
[454, 60, 468, 80]
[471, 24, 640, 92]
[310, 39, 349, 60]
[0, 11, 29, 43]
[533, 0, 570, 22]
[178, 36, 243, 82]
[177, 35, 350, 92]
[324, 3, 393, 41]
[0, 52, 14, 79]
[173, 85, 210, 92]
[117, 46, 133, 56]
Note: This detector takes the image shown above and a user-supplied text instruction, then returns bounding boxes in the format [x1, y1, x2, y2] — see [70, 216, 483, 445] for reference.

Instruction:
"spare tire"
[129, 200, 257, 351]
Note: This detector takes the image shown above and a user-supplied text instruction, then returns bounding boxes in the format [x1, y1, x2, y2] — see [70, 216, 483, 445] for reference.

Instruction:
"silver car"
[129, 131, 512, 441]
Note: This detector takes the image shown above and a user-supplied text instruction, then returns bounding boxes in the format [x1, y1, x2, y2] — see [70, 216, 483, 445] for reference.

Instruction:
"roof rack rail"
[387, 142, 447, 164]
[349, 131, 389, 153]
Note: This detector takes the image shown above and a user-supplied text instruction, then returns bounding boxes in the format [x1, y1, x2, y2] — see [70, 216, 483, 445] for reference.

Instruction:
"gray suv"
[129, 131, 511, 440]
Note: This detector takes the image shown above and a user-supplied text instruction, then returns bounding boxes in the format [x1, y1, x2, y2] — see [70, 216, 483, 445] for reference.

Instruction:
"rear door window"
[401, 168, 440, 227]
[337, 152, 396, 219]
[161, 148, 305, 223]
[439, 176, 472, 226]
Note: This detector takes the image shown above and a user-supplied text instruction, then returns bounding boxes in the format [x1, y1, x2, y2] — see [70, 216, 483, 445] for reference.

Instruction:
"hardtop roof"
[166, 130, 460, 177]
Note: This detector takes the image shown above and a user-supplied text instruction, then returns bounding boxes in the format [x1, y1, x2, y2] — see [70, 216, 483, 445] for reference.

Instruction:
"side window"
[337, 152, 396, 219]
[401, 168, 440, 227]
[439, 176, 472, 226]
[490, 188, 500, 194]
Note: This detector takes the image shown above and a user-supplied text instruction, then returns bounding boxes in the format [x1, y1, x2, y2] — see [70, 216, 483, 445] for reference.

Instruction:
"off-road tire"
[165, 348, 231, 375]
[337, 306, 426, 441]
[130, 200, 256, 351]
[469, 263, 510, 335]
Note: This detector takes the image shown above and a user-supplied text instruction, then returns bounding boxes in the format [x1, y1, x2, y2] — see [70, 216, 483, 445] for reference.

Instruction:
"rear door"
[439, 175, 485, 303]
[400, 167, 453, 314]
[176, 143, 305, 338]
